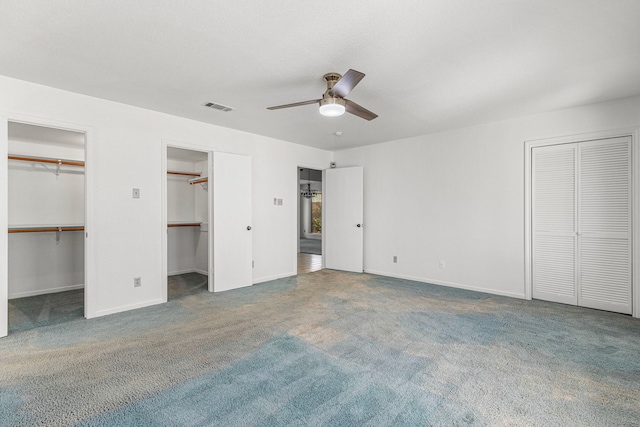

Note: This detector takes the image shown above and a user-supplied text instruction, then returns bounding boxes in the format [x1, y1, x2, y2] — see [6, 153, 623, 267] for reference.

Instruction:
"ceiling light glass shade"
[319, 97, 346, 117]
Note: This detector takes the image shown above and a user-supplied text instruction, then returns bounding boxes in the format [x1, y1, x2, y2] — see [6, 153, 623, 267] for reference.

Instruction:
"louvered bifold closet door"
[532, 144, 578, 305]
[578, 137, 632, 314]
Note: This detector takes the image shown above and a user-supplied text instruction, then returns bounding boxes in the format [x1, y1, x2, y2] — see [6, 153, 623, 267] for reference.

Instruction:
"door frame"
[524, 126, 640, 318]
[161, 139, 214, 298]
[1, 113, 96, 337]
[295, 164, 327, 274]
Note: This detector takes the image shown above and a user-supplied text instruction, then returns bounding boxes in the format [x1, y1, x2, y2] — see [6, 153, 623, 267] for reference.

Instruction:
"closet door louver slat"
[532, 144, 577, 305]
[578, 138, 632, 314]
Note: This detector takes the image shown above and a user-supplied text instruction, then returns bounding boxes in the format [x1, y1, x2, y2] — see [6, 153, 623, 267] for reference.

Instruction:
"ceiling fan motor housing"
[323, 72, 342, 90]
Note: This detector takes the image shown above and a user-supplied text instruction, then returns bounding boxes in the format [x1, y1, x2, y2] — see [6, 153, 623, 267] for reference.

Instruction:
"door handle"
[247, 226, 252, 231]
[356, 224, 361, 228]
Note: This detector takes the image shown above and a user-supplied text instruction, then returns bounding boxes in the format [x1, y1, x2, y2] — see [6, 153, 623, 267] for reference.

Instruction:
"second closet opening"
[166, 147, 210, 300]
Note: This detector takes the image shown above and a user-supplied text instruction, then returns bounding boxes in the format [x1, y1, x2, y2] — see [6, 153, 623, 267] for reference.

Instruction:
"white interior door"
[213, 152, 252, 292]
[324, 166, 363, 273]
[532, 137, 632, 314]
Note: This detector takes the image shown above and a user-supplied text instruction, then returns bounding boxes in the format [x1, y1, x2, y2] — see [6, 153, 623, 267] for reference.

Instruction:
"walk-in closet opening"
[297, 167, 322, 274]
[166, 147, 210, 299]
[7, 122, 86, 333]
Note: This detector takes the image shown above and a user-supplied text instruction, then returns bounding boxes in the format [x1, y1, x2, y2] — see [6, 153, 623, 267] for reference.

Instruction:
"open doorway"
[298, 167, 322, 274]
[6, 122, 87, 333]
[165, 147, 210, 300]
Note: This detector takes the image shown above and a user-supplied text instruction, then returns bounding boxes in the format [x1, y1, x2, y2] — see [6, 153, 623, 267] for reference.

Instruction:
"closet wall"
[193, 159, 208, 274]
[0, 74, 333, 323]
[334, 95, 640, 304]
[7, 123, 85, 298]
[167, 155, 208, 276]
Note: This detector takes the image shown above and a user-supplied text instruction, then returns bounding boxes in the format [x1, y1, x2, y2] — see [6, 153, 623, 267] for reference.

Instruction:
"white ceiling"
[1, 1, 640, 151]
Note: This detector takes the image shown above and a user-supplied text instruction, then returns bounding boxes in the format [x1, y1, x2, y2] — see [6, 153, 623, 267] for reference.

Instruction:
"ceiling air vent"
[203, 101, 234, 112]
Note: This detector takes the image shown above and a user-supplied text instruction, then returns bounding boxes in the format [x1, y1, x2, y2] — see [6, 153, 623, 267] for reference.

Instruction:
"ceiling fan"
[267, 69, 378, 121]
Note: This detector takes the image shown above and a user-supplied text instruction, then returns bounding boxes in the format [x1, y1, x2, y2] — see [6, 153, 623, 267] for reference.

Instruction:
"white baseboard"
[9, 284, 85, 300]
[364, 269, 526, 300]
[168, 268, 208, 277]
[93, 298, 165, 318]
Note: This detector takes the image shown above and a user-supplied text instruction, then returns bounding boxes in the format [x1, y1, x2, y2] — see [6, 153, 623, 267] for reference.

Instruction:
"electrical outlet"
[393, 256, 397, 263]
[134, 277, 142, 287]
[439, 260, 446, 269]
[132, 188, 140, 199]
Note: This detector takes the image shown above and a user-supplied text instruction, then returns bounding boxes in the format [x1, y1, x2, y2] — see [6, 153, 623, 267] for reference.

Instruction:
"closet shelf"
[8, 154, 84, 168]
[167, 222, 202, 228]
[8, 225, 84, 233]
[167, 170, 201, 177]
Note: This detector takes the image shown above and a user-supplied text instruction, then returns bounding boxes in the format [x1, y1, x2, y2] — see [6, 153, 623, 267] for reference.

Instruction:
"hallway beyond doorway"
[299, 237, 321, 255]
[297, 253, 322, 274]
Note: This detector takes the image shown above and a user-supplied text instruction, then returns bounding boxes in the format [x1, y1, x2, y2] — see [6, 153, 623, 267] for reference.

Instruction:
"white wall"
[8, 141, 85, 226]
[166, 158, 199, 275]
[167, 159, 196, 222]
[7, 138, 85, 298]
[334, 96, 640, 298]
[0, 75, 332, 320]
[167, 227, 198, 275]
[194, 160, 208, 223]
[0, 117, 8, 337]
[9, 232, 84, 298]
[194, 160, 208, 274]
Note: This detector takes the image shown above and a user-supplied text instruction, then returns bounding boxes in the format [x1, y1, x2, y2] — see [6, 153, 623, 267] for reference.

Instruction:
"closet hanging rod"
[188, 177, 208, 185]
[167, 223, 202, 228]
[8, 226, 85, 234]
[167, 171, 202, 177]
[8, 155, 85, 167]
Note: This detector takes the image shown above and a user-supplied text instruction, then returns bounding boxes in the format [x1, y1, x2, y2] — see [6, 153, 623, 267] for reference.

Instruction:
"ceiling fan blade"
[329, 69, 365, 98]
[267, 99, 320, 110]
[345, 99, 378, 121]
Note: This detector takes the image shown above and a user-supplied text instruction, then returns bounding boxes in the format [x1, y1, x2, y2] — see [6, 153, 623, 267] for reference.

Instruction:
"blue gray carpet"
[8, 289, 84, 334]
[1, 271, 639, 426]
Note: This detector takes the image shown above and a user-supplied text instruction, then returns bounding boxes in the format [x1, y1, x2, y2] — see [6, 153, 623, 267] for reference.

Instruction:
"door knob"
[247, 226, 252, 230]
[356, 224, 361, 228]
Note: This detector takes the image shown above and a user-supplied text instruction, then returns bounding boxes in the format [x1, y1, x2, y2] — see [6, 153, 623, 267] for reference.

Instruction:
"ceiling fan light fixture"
[267, 69, 377, 120]
[319, 96, 346, 117]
